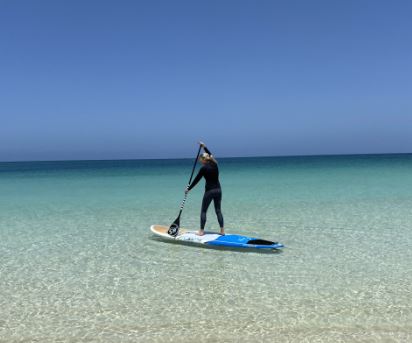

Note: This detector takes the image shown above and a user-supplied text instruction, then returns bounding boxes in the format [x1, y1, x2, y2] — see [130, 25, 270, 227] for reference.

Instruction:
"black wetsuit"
[188, 148, 224, 230]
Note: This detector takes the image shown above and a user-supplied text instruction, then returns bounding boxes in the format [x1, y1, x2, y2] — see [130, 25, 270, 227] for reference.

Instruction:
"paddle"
[168, 144, 202, 236]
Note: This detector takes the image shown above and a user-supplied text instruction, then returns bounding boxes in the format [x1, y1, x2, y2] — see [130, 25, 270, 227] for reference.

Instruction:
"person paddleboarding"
[185, 142, 224, 236]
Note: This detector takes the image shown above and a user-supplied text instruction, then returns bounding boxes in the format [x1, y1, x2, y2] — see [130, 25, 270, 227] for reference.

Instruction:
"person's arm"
[200, 142, 217, 164]
[188, 167, 204, 191]
[199, 141, 212, 155]
[203, 146, 212, 155]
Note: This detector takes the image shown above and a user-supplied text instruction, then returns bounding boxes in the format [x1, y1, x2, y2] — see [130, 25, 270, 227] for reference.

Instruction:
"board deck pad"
[150, 225, 284, 250]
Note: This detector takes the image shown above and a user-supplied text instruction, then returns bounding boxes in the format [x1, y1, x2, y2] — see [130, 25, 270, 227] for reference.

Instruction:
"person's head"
[199, 153, 217, 165]
[199, 152, 212, 164]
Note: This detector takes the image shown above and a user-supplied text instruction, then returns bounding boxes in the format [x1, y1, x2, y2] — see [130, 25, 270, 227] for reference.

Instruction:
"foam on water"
[1, 155, 411, 342]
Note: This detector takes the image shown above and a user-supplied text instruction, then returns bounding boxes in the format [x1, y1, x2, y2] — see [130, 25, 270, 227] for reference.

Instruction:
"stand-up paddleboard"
[150, 225, 284, 250]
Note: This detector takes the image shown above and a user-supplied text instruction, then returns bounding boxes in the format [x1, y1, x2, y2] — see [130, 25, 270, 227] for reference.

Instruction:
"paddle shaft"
[178, 145, 202, 213]
[168, 145, 202, 236]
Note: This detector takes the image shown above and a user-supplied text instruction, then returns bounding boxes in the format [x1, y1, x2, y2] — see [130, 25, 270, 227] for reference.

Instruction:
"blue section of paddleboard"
[206, 234, 284, 250]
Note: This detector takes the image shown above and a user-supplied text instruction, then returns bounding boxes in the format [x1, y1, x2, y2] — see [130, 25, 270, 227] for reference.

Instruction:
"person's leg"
[198, 191, 213, 235]
[213, 189, 224, 235]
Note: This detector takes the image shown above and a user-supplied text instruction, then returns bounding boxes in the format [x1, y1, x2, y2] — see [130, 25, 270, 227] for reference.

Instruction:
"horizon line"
[1, 151, 411, 164]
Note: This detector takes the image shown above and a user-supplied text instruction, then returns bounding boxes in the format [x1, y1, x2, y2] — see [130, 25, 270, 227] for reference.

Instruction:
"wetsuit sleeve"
[203, 146, 212, 155]
[188, 167, 204, 191]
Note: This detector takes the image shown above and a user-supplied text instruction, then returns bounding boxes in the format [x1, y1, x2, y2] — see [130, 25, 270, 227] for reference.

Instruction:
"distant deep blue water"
[1, 154, 411, 342]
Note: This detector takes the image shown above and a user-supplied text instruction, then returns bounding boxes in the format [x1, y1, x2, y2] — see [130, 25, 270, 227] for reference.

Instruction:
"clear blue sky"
[1, 0, 411, 161]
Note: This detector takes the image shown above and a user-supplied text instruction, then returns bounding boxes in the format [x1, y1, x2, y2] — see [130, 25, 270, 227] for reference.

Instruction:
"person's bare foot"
[220, 229, 225, 235]
[196, 230, 205, 236]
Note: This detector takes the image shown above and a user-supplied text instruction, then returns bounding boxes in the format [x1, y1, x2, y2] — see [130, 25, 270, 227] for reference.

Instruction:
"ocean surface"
[1, 154, 412, 342]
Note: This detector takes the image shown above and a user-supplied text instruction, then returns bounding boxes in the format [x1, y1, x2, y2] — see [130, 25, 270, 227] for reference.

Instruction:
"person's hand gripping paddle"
[167, 144, 202, 236]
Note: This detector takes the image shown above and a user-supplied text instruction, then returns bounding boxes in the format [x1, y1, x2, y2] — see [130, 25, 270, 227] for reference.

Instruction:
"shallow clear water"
[1, 155, 412, 342]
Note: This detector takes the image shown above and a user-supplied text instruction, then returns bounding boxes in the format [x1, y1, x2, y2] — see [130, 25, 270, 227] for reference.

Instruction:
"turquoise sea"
[1, 154, 412, 342]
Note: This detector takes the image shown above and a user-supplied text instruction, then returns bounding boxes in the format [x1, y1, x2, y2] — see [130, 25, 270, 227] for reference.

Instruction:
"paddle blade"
[168, 217, 180, 237]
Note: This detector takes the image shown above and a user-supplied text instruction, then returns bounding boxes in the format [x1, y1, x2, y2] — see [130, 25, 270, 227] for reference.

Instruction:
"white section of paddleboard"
[150, 225, 220, 244]
[176, 232, 221, 243]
